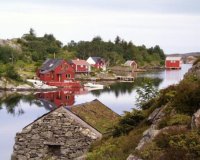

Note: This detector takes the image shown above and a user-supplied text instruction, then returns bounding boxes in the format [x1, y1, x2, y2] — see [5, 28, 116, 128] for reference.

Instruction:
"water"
[0, 64, 192, 160]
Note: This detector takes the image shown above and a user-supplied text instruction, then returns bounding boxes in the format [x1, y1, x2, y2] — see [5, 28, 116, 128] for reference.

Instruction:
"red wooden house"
[69, 59, 91, 73]
[165, 57, 182, 69]
[87, 57, 106, 71]
[37, 59, 81, 87]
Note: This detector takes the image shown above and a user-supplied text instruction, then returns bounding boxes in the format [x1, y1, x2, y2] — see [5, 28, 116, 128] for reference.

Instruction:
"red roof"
[71, 59, 90, 66]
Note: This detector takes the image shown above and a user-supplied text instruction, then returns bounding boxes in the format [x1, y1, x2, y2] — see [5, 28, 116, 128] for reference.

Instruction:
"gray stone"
[127, 154, 143, 160]
[191, 108, 200, 129]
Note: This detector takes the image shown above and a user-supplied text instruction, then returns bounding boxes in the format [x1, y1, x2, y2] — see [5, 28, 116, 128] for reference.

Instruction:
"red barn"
[37, 59, 75, 82]
[69, 59, 91, 73]
[165, 57, 182, 69]
[87, 57, 106, 71]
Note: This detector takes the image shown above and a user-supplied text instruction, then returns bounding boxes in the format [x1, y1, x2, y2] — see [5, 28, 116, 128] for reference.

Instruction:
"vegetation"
[65, 36, 165, 66]
[0, 29, 165, 83]
[87, 62, 200, 160]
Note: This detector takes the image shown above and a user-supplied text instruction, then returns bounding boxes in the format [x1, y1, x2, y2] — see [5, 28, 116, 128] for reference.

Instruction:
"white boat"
[84, 82, 104, 89]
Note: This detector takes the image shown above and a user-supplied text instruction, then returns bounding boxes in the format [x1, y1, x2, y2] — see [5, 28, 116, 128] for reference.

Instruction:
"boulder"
[191, 108, 200, 129]
[127, 154, 143, 160]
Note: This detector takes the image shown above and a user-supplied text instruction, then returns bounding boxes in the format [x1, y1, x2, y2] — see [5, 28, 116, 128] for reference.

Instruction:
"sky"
[0, 0, 200, 54]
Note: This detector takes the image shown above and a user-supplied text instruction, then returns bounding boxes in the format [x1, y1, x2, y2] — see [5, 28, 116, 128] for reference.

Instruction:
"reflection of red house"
[36, 90, 75, 107]
[36, 88, 88, 109]
[87, 57, 106, 71]
[165, 57, 182, 69]
[37, 59, 75, 82]
[69, 59, 91, 73]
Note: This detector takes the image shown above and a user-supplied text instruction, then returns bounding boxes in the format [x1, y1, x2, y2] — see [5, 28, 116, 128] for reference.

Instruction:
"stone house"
[12, 106, 102, 160]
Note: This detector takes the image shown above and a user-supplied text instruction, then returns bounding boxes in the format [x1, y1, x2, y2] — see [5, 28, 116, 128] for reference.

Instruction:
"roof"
[89, 57, 104, 63]
[23, 105, 102, 138]
[166, 57, 182, 61]
[40, 59, 63, 74]
[124, 60, 137, 66]
[68, 99, 120, 133]
[71, 59, 90, 66]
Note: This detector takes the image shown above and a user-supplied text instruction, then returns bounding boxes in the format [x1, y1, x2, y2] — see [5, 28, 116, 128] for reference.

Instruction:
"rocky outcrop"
[0, 78, 57, 91]
[12, 107, 102, 160]
[127, 154, 143, 160]
[0, 39, 21, 51]
[185, 61, 200, 80]
[136, 105, 167, 150]
[191, 108, 200, 129]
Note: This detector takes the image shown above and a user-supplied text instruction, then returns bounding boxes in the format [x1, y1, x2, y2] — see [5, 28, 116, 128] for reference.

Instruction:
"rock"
[127, 154, 143, 160]
[147, 108, 161, 123]
[16, 84, 33, 90]
[191, 108, 200, 129]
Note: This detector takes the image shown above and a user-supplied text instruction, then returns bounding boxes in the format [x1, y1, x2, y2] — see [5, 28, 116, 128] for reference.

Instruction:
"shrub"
[154, 129, 200, 160]
[158, 114, 191, 129]
[5, 65, 21, 81]
[172, 80, 200, 115]
[113, 110, 145, 136]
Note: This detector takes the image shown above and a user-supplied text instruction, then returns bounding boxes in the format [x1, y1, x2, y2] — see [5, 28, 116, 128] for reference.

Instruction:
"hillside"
[0, 29, 166, 83]
[168, 52, 200, 57]
[87, 59, 200, 160]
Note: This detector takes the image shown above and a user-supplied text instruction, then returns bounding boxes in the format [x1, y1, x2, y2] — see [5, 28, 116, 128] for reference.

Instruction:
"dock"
[115, 76, 134, 81]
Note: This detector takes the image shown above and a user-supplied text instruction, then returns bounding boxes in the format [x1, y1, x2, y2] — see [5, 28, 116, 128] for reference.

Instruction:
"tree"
[29, 28, 36, 37]
[136, 79, 159, 109]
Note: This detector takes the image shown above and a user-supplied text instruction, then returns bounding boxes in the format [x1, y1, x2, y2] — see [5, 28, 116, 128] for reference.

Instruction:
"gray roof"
[40, 59, 63, 74]
[90, 57, 103, 63]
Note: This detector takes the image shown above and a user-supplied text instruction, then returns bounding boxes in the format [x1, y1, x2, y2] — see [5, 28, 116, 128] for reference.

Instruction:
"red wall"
[93, 60, 105, 69]
[165, 60, 181, 69]
[38, 60, 75, 82]
[71, 64, 89, 72]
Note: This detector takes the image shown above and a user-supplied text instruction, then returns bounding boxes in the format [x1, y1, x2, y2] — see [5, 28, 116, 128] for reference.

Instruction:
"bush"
[158, 114, 191, 129]
[113, 110, 145, 136]
[154, 129, 200, 160]
[5, 65, 21, 81]
[172, 80, 200, 115]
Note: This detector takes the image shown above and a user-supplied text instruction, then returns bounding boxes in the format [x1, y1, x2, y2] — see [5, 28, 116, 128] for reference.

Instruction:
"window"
[66, 74, 71, 78]
[66, 95, 70, 100]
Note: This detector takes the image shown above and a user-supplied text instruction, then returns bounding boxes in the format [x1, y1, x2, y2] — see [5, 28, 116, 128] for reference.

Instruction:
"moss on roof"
[69, 99, 120, 133]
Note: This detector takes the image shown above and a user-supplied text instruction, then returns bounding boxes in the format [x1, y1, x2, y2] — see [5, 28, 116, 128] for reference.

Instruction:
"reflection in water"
[35, 88, 88, 110]
[0, 93, 38, 116]
[90, 77, 162, 98]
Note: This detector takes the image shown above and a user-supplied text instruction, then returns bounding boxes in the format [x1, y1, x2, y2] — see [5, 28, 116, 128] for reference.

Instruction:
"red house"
[165, 57, 182, 69]
[37, 59, 76, 85]
[69, 59, 91, 73]
[87, 57, 106, 71]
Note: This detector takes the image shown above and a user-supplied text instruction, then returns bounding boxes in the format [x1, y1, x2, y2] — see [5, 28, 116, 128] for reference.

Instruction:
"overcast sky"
[0, 0, 200, 53]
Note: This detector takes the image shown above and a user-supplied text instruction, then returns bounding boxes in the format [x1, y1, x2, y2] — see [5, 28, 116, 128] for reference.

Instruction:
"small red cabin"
[70, 59, 91, 73]
[87, 57, 106, 71]
[37, 59, 75, 82]
[165, 57, 182, 69]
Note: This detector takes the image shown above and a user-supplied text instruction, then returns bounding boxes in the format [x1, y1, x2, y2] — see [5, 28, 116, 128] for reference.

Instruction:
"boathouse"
[165, 57, 182, 69]
[12, 100, 119, 160]
[124, 60, 138, 72]
[87, 56, 106, 71]
[37, 59, 75, 82]
[69, 59, 91, 73]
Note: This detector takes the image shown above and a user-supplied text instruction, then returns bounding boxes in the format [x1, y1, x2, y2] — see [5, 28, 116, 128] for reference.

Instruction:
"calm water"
[0, 64, 192, 160]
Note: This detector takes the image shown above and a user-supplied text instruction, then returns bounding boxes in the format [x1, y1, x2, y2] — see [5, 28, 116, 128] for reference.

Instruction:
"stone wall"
[12, 107, 102, 160]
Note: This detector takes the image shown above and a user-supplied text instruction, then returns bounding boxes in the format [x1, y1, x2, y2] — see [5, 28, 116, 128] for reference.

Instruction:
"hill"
[87, 59, 200, 160]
